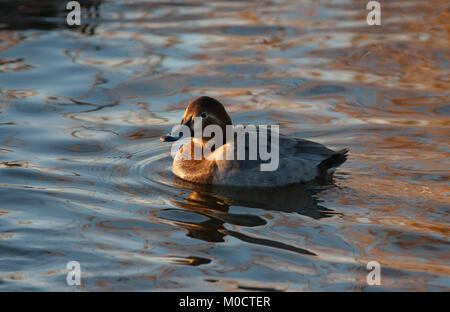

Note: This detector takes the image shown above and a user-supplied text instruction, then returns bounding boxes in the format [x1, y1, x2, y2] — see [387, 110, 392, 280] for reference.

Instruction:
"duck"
[160, 96, 348, 187]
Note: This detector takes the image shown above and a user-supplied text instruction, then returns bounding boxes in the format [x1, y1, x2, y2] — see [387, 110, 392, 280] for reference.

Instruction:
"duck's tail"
[318, 148, 348, 176]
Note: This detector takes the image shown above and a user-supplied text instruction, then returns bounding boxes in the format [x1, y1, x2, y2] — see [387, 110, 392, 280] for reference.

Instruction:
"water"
[0, 0, 449, 291]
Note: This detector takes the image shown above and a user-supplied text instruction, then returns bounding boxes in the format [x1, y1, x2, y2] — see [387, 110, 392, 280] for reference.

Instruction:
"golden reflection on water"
[0, 0, 448, 291]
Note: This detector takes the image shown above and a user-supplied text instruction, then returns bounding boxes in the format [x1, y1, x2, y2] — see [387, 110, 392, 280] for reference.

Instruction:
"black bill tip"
[160, 133, 182, 142]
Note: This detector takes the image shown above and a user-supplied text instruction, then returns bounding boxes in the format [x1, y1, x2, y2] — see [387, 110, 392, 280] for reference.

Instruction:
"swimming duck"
[161, 96, 348, 187]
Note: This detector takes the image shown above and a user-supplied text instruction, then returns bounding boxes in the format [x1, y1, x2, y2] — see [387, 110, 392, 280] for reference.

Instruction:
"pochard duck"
[161, 96, 348, 187]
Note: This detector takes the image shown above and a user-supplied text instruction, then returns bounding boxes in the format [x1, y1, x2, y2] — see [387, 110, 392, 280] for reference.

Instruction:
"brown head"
[161, 96, 232, 143]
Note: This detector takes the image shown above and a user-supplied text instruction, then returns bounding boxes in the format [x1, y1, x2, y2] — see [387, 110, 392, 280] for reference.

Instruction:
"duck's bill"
[160, 133, 182, 142]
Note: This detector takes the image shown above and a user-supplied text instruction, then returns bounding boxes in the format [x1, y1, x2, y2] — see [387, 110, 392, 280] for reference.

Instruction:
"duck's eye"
[200, 112, 207, 118]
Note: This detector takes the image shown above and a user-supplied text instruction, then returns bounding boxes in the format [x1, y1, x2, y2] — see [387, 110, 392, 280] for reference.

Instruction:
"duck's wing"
[280, 135, 338, 161]
[280, 135, 348, 174]
[208, 131, 347, 186]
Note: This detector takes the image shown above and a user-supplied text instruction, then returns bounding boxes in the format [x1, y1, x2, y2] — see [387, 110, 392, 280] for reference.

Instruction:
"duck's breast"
[172, 140, 215, 184]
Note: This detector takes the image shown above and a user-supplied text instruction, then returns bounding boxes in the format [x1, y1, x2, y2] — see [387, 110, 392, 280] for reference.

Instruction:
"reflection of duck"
[161, 96, 348, 187]
[173, 176, 336, 220]
[163, 177, 337, 256]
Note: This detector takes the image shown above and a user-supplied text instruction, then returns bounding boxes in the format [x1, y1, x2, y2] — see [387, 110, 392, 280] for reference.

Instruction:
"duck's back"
[208, 131, 347, 187]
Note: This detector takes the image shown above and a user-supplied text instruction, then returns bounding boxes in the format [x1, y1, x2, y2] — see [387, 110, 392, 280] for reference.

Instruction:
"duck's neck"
[200, 122, 232, 148]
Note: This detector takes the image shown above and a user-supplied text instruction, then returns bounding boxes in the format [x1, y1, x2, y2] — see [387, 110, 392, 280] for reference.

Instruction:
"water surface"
[0, 0, 449, 291]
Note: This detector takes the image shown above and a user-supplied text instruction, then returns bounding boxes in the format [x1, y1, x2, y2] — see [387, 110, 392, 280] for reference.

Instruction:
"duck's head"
[161, 96, 232, 142]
